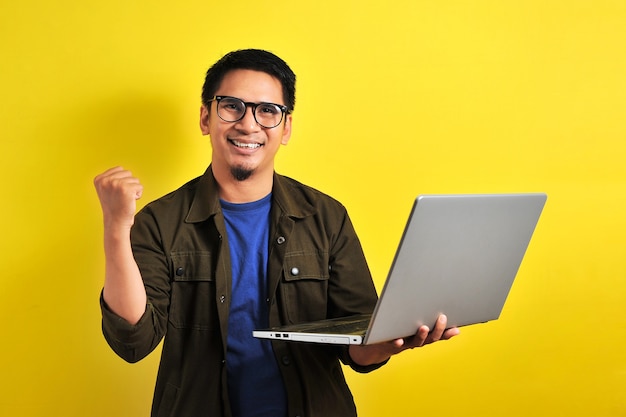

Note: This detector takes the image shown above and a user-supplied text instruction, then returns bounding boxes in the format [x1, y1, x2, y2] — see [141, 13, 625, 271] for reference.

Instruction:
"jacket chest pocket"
[169, 251, 217, 330]
[281, 251, 330, 324]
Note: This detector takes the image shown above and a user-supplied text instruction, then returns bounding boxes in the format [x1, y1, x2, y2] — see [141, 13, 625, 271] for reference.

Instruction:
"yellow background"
[1, 1, 625, 416]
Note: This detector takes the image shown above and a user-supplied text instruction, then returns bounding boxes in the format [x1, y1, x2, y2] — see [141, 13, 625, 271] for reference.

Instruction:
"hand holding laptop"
[348, 314, 460, 366]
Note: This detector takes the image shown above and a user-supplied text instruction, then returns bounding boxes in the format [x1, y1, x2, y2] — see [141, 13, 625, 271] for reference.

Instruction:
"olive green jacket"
[101, 167, 384, 417]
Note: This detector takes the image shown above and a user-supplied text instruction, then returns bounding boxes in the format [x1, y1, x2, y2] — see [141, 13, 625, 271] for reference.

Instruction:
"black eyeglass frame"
[208, 95, 290, 129]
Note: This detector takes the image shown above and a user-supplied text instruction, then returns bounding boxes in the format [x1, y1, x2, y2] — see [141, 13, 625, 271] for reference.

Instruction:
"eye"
[220, 98, 244, 112]
[257, 104, 281, 115]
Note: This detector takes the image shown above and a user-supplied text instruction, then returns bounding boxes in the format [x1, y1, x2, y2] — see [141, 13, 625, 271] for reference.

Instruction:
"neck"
[211, 165, 273, 203]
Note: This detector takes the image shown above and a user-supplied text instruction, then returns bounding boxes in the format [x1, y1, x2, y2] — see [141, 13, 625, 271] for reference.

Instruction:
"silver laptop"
[253, 193, 547, 345]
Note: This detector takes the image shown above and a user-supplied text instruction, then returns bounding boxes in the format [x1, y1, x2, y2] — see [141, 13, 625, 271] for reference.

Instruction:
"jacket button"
[175, 267, 184, 276]
[290, 267, 299, 276]
[281, 355, 291, 366]
[277, 236, 286, 244]
[220, 295, 226, 303]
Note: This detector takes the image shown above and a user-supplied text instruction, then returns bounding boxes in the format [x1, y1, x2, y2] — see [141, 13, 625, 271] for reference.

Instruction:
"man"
[94, 49, 459, 417]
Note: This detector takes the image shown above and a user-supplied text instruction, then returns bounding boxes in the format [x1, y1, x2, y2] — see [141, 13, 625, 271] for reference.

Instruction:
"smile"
[230, 139, 262, 149]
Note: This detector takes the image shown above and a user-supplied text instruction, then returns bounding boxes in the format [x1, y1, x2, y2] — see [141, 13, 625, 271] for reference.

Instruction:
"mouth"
[229, 139, 263, 150]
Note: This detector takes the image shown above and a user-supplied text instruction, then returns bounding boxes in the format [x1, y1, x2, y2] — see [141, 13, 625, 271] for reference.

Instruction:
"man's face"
[200, 69, 292, 182]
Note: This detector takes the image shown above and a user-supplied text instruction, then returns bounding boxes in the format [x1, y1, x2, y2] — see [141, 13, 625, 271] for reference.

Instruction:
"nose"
[236, 104, 260, 131]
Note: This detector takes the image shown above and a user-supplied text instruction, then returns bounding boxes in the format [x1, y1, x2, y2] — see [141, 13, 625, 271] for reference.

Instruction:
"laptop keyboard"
[281, 314, 372, 335]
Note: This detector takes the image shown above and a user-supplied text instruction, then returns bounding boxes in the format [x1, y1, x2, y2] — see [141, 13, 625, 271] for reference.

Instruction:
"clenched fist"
[94, 167, 144, 230]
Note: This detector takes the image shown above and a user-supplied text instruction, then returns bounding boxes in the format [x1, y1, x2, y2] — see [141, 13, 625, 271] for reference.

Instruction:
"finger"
[106, 171, 139, 185]
[94, 166, 126, 183]
[390, 338, 405, 349]
[442, 327, 460, 340]
[101, 166, 126, 176]
[96, 169, 141, 193]
[95, 167, 141, 183]
[428, 315, 448, 342]
[402, 325, 429, 349]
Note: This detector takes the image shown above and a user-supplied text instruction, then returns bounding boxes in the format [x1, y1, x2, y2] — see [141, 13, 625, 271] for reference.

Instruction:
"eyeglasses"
[208, 95, 290, 129]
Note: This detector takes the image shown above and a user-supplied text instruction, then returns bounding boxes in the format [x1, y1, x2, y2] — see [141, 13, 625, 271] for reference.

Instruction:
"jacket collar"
[185, 166, 316, 223]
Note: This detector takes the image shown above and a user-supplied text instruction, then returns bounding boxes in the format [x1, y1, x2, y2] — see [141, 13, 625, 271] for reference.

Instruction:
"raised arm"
[94, 166, 147, 325]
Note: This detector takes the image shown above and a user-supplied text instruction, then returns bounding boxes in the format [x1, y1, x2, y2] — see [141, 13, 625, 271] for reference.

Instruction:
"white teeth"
[231, 140, 261, 149]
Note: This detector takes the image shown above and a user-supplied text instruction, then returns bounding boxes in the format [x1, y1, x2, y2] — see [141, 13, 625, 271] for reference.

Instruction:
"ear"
[200, 105, 211, 135]
[280, 113, 293, 145]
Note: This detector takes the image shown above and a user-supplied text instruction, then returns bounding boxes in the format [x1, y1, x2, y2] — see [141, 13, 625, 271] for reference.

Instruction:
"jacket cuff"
[100, 292, 152, 362]
[339, 345, 390, 373]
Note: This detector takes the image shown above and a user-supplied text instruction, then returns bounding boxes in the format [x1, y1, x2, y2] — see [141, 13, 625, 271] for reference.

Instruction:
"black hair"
[201, 49, 296, 112]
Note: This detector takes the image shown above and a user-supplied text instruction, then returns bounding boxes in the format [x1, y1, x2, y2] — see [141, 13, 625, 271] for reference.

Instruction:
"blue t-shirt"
[221, 194, 287, 417]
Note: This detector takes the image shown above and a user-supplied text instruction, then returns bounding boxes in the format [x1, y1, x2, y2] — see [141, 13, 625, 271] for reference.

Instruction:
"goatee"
[230, 166, 254, 182]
